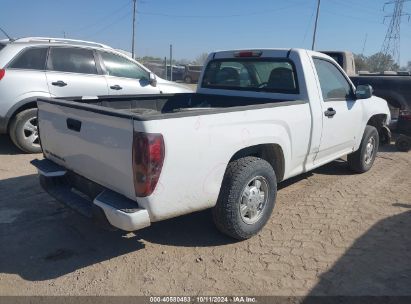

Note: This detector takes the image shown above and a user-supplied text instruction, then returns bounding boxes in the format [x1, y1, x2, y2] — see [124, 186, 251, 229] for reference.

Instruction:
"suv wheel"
[9, 108, 41, 153]
[184, 76, 192, 84]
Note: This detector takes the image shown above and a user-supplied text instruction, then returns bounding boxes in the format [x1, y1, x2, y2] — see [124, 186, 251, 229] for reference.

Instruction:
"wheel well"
[7, 101, 37, 132]
[367, 114, 390, 144]
[229, 144, 285, 182]
[367, 114, 387, 130]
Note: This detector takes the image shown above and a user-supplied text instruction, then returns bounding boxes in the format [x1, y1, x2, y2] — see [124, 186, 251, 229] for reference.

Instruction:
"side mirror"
[355, 84, 373, 99]
[149, 72, 157, 87]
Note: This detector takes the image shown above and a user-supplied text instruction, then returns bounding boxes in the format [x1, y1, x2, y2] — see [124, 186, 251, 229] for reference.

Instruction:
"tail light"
[399, 110, 411, 121]
[132, 132, 165, 197]
[0, 69, 5, 81]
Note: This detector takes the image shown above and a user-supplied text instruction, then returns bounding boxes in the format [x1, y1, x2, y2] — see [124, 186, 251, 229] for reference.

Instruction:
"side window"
[313, 58, 353, 101]
[100, 52, 148, 80]
[9, 48, 48, 70]
[48, 47, 98, 74]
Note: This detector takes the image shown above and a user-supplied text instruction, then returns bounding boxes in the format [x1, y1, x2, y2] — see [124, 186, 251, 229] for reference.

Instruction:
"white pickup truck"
[32, 49, 391, 240]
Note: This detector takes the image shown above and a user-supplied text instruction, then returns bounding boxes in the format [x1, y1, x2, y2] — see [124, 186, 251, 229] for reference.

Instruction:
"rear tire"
[395, 135, 411, 152]
[212, 156, 277, 240]
[347, 125, 379, 173]
[9, 108, 41, 154]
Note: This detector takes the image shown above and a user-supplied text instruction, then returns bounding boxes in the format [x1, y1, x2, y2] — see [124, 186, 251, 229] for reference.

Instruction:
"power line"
[137, 3, 306, 19]
[83, 10, 132, 39]
[70, 0, 131, 34]
[330, 0, 384, 16]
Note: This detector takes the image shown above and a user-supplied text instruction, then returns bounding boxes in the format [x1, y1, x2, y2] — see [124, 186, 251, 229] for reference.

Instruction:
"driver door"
[313, 58, 363, 164]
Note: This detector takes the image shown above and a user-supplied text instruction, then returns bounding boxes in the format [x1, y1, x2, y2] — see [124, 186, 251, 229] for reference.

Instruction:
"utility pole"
[361, 33, 368, 54]
[164, 57, 167, 79]
[131, 0, 137, 59]
[312, 0, 321, 50]
[169, 44, 173, 81]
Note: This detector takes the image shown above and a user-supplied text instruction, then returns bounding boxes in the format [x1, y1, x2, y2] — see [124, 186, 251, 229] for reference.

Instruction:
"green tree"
[353, 54, 369, 72]
[366, 53, 399, 72]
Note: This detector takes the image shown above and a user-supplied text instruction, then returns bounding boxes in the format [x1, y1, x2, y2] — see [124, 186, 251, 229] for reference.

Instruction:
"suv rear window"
[48, 47, 98, 74]
[202, 59, 299, 94]
[9, 47, 48, 70]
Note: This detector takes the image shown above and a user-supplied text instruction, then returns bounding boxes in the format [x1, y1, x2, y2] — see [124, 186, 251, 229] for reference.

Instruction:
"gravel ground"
[0, 134, 410, 296]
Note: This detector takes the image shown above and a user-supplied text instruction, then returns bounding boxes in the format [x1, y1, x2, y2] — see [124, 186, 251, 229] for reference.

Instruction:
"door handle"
[110, 85, 122, 90]
[324, 108, 336, 118]
[66, 118, 82, 132]
[51, 80, 67, 87]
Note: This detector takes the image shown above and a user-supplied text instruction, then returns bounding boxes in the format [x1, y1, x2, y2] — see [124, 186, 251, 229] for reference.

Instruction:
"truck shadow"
[2, 159, 407, 282]
[0, 135, 21, 155]
[0, 174, 233, 281]
[303, 208, 411, 298]
[0, 174, 144, 281]
[312, 159, 352, 176]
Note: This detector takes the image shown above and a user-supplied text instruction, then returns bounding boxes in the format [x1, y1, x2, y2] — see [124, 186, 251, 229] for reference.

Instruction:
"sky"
[1, 0, 410, 66]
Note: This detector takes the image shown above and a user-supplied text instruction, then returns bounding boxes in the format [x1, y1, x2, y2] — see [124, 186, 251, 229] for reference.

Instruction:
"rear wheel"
[9, 108, 41, 153]
[212, 157, 277, 240]
[347, 125, 379, 173]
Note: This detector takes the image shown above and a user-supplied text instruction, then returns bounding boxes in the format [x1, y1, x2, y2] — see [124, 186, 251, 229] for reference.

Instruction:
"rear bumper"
[31, 159, 151, 232]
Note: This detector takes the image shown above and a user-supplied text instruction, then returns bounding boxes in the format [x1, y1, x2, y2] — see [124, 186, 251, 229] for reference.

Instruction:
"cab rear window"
[202, 58, 299, 94]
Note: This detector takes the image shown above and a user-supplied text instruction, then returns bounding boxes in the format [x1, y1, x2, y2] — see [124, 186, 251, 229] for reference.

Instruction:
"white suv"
[0, 37, 192, 153]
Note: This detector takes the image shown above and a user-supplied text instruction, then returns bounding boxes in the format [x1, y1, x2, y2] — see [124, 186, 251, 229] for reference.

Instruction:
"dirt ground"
[0, 134, 410, 296]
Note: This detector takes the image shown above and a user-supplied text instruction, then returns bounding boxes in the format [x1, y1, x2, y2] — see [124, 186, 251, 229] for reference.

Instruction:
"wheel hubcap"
[364, 136, 375, 165]
[23, 116, 40, 147]
[239, 176, 269, 224]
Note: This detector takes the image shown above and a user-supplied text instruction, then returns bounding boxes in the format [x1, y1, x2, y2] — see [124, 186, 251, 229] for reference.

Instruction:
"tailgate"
[37, 99, 136, 200]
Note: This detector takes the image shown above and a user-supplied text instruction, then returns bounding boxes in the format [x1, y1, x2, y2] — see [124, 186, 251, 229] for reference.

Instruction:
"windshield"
[202, 58, 299, 94]
[0, 44, 5, 52]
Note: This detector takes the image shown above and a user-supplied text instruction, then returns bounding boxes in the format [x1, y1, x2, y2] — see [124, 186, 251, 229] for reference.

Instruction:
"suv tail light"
[0, 69, 5, 81]
[132, 132, 165, 197]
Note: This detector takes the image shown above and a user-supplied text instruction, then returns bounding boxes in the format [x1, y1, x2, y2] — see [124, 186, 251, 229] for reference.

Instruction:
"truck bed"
[38, 93, 302, 121]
